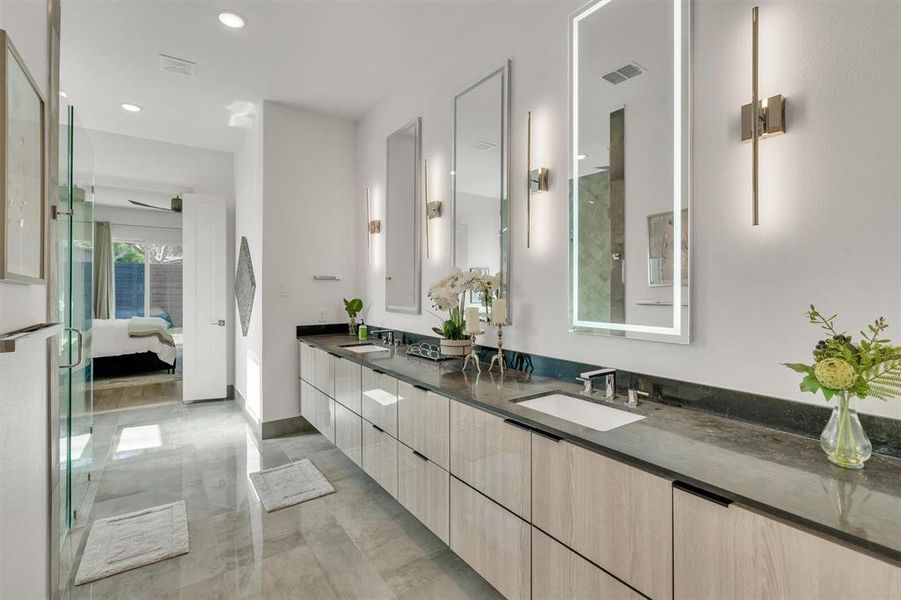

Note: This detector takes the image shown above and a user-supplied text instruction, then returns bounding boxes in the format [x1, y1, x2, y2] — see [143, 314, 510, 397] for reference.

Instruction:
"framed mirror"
[569, 0, 690, 343]
[453, 61, 511, 319]
[385, 117, 421, 314]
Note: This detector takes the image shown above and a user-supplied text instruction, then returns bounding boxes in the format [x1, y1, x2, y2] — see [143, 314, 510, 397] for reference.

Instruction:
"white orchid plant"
[428, 269, 499, 340]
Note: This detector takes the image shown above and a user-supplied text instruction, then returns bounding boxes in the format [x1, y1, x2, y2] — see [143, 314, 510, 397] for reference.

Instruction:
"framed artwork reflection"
[647, 209, 688, 287]
[1, 30, 45, 283]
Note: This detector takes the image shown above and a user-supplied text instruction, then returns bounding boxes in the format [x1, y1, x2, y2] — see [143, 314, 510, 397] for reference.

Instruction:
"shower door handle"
[210, 320, 226, 326]
[60, 327, 83, 369]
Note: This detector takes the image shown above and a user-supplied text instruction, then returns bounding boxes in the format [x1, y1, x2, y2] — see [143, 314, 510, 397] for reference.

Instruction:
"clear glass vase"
[348, 319, 357, 336]
[820, 392, 872, 469]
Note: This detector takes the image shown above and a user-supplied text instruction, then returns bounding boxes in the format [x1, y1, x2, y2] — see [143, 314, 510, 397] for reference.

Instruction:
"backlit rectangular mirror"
[453, 61, 511, 319]
[385, 117, 421, 314]
[570, 0, 690, 343]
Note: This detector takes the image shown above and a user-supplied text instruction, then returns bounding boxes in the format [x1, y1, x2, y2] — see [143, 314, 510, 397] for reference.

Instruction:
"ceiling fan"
[128, 195, 183, 213]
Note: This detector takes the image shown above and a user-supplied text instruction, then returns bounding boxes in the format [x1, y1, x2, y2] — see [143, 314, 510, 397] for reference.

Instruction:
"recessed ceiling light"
[218, 11, 246, 28]
[577, 154, 587, 160]
[59, 90, 68, 98]
[120, 103, 142, 113]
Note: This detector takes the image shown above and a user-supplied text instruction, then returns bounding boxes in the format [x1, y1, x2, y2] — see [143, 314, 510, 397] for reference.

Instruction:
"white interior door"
[183, 194, 227, 401]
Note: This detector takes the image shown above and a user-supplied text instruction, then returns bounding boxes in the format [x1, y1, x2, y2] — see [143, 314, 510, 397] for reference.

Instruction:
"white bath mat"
[249, 459, 335, 512]
[75, 500, 189, 585]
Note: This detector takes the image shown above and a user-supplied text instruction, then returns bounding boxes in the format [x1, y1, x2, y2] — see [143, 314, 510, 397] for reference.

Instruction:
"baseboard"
[261, 415, 313, 439]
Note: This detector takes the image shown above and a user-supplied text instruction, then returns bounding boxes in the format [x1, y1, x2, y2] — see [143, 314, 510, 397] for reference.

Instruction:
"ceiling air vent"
[601, 62, 644, 85]
[159, 54, 197, 77]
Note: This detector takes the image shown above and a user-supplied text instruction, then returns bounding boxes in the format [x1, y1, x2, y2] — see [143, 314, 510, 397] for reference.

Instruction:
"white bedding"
[92, 318, 177, 365]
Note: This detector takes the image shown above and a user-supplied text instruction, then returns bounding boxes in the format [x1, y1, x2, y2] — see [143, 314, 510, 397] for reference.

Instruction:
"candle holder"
[462, 332, 481, 373]
[488, 323, 505, 373]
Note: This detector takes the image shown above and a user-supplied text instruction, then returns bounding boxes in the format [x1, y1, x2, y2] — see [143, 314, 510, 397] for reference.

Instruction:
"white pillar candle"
[492, 299, 507, 325]
[465, 306, 481, 334]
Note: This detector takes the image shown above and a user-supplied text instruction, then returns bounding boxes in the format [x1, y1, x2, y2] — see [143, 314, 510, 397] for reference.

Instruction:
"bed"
[92, 318, 178, 377]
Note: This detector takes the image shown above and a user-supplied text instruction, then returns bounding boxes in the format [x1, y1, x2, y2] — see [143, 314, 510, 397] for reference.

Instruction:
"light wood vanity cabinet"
[449, 400, 531, 520]
[397, 442, 449, 544]
[334, 356, 362, 414]
[300, 380, 334, 442]
[299, 341, 314, 384]
[334, 401, 362, 467]
[361, 367, 399, 437]
[450, 477, 530, 600]
[361, 420, 398, 498]
[311, 348, 335, 397]
[397, 382, 449, 470]
[531, 435, 672, 600]
[532, 528, 643, 600]
[673, 487, 901, 600]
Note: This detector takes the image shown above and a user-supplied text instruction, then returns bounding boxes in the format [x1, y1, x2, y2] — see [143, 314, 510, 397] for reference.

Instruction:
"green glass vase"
[820, 392, 872, 469]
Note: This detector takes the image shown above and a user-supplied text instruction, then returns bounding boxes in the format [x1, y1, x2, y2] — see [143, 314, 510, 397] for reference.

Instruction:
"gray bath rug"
[250, 459, 335, 512]
[74, 500, 189, 585]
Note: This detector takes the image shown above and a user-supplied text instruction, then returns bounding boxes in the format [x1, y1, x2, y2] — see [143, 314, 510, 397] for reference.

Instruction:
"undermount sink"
[339, 343, 390, 354]
[516, 393, 645, 433]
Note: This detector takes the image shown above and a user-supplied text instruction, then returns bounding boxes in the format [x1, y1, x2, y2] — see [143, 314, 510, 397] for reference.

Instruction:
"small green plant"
[783, 306, 901, 401]
[343, 298, 363, 320]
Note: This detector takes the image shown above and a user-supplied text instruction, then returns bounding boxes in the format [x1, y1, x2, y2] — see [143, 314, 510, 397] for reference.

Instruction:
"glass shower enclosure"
[58, 102, 94, 539]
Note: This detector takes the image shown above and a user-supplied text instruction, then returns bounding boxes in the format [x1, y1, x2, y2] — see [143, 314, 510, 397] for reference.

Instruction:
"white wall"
[356, 0, 901, 420]
[233, 102, 357, 425]
[87, 130, 236, 384]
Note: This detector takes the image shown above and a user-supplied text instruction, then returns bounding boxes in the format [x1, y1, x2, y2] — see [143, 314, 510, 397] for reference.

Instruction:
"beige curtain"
[94, 221, 114, 319]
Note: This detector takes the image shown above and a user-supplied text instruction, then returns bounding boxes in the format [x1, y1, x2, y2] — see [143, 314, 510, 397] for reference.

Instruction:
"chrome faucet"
[368, 329, 395, 345]
[577, 368, 616, 399]
[627, 386, 649, 407]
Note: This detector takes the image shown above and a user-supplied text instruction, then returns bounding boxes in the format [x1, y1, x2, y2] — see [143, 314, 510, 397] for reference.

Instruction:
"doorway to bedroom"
[92, 207, 184, 412]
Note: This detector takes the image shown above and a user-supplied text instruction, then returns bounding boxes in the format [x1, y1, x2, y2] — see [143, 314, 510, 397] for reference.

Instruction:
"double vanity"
[298, 334, 901, 600]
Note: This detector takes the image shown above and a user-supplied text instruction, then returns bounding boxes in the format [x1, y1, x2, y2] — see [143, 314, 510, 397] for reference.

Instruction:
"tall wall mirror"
[453, 61, 511, 318]
[385, 117, 421, 314]
[570, 0, 690, 343]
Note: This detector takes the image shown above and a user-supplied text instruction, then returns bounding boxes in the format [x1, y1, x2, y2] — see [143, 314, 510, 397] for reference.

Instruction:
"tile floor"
[59, 400, 501, 599]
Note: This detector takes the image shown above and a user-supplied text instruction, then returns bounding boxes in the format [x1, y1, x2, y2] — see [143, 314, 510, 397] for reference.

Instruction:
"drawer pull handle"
[673, 481, 733, 507]
[413, 384, 429, 391]
[503, 418, 532, 432]
[503, 418, 563, 442]
[412, 450, 429, 462]
[328, 352, 340, 358]
[373, 369, 385, 375]
[371, 423, 384, 433]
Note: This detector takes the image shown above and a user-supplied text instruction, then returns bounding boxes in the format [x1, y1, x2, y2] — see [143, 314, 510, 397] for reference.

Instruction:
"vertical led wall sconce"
[423, 158, 442, 258]
[527, 110, 548, 248]
[743, 6, 786, 226]
[366, 186, 380, 265]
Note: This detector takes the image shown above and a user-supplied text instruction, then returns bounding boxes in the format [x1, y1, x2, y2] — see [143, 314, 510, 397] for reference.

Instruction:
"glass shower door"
[58, 103, 94, 534]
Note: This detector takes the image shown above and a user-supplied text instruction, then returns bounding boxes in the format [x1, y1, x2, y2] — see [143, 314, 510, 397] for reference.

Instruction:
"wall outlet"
[318, 307, 326, 322]
[278, 283, 288, 298]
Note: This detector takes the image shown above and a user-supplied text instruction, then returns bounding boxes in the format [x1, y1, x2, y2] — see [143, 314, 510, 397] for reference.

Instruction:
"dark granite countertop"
[299, 334, 901, 565]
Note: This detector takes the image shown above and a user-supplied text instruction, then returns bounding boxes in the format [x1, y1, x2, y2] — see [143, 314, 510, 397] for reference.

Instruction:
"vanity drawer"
[673, 487, 901, 600]
[300, 380, 334, 442]
[334, 356, 362, 414]
[450, 477, 530, 600]
[361, 367, 398, 436]
[299, 341, 314, 384]
[398, 442, 449, 544]
[362, 419, 398, 498]
[397, 381, 449, 470]
[532, 435, 672, 600]
[532, 528, 642, 600]
[334, 401, 362, 467]
[311, 347, 334, 397]
[449, 400, 530, 520]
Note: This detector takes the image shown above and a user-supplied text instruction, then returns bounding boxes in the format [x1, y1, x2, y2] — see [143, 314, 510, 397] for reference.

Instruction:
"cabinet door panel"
[398, 382, 449, 470]
[334, 357, 362, 414]
[673, 488, 901, 600]
[299, 342, 314, 384]
[334, 402, 362, 467]
[312, 348, 334, 397]
[449, 400, 530, 519]
[361, 367, 398, 436]
[398, 443, 449, 543]
[532, 435, 672, 600]
[362, 421, 398, 497]
[449, 477, 530, 600]
[532, 528, 643, 600]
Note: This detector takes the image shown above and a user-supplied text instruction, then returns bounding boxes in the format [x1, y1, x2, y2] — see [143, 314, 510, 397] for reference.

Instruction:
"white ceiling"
[61, 0, 491, 152]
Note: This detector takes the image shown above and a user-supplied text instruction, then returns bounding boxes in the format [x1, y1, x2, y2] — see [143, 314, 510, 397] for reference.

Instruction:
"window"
[112, 241, 183, 328]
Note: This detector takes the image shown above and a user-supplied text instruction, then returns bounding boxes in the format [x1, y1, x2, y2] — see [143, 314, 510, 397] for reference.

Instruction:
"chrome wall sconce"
[743, 6, 787, 226]
[423, 158, 442, 258]
[366, 186, 380, 265]
[527, 110, 548, 248]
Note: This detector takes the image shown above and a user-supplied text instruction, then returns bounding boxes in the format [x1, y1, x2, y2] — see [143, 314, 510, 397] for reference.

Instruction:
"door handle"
[60, 327, 83, 369]
[210, 320, 226, 326]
